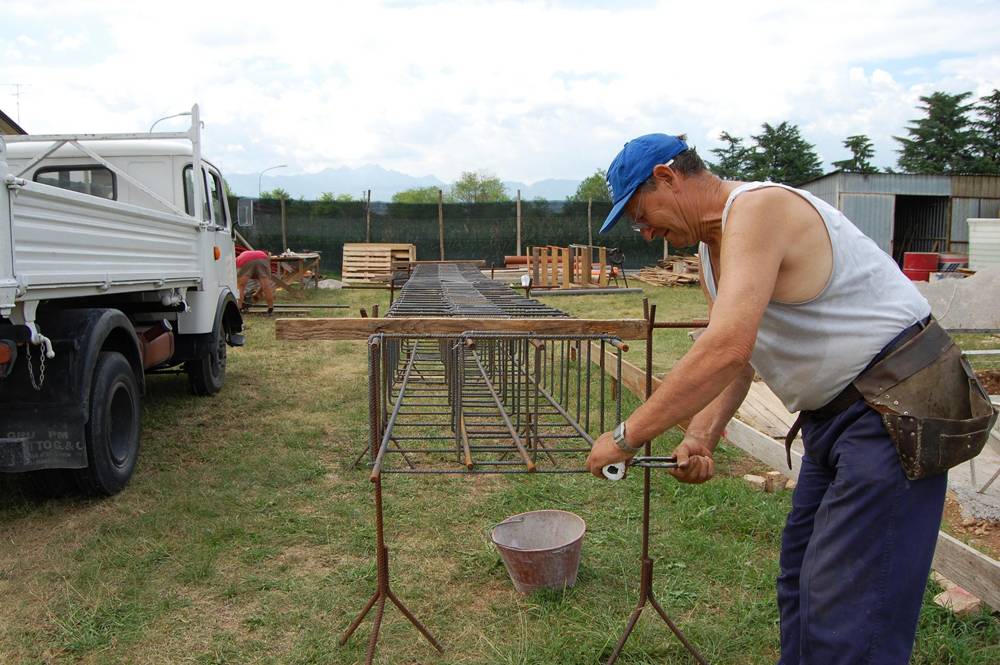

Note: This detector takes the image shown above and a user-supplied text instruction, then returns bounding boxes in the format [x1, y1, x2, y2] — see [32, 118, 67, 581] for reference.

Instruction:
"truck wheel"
[185, 323, 227, 396]
[74, 352, 141, 496]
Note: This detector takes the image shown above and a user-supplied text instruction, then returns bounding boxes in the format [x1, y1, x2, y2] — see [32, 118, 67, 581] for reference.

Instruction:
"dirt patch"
[976, 369, 1000, 395]
[271, 544, 335, 578]
[942, 492, 1000, 560]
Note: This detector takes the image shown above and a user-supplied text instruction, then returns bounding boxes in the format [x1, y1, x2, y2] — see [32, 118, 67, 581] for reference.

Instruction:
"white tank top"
[700, 182, 931, 412]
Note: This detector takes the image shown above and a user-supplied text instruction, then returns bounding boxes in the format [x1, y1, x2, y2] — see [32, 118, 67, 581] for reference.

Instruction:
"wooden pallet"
[342, 243, 416, 284]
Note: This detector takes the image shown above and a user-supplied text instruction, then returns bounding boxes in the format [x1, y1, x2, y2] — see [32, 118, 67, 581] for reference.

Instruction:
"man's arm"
[669, 363, 754, 482]
[586, 190, 789, 477]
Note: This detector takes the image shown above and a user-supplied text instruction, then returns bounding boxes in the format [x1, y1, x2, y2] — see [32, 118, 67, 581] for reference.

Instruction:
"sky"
[2, 0, 999, 186]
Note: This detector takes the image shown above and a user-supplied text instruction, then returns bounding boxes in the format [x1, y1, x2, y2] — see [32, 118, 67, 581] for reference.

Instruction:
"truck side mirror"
[236, 198, 254, 227]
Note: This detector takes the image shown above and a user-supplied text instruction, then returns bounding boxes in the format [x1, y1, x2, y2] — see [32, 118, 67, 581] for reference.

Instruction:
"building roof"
[0, 108, 27, 135]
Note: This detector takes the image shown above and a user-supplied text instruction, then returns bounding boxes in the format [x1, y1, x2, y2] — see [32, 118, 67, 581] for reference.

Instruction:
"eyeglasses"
[626, 190, 649, 233]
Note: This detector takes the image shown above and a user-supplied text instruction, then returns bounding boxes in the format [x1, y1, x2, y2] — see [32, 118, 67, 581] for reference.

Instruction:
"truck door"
[203, 168, 237, 292]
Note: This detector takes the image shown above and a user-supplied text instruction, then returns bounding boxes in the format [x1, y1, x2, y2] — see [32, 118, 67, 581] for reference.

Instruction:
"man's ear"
[652, 162, 680, 190]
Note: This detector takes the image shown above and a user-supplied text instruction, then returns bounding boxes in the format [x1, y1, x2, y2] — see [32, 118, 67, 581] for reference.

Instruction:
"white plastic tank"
[967, 218, 1000, 271]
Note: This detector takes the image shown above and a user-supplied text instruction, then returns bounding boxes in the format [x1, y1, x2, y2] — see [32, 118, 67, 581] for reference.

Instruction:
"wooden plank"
[582, 247, 592, 286]
[598, 247, 609, 287]
[589, 341, 655, 399]
[726, 417, 802, 480]
[277, 317, 649, 341]
[562, 248, 571, 289]
[933, 532, 1000, 610]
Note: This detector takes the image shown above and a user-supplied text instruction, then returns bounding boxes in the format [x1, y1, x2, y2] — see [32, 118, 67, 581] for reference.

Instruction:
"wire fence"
[232, 198, 688, 272]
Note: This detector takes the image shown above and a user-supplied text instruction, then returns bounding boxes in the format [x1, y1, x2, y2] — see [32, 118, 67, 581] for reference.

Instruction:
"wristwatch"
[612, 421, 639, 452]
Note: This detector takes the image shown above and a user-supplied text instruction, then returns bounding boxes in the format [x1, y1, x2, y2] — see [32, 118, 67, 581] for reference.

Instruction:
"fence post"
[438, 188, 445, 260]
[516, 189, 522, 257]
[365, 189, 372, 243]
[280, 197, 288, 252]
[587, 197, 593, 247]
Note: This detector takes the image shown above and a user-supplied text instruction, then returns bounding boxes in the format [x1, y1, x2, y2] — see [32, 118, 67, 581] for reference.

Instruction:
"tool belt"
[785, 318, 998, 480]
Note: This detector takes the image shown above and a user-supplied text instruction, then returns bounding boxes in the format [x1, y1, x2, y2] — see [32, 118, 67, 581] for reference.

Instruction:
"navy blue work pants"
[776, 400, 947, 664]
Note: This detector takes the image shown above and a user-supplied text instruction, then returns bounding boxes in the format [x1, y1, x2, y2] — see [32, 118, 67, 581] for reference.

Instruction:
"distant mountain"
[227, 164, 581, 201]
[226, 164, 446, 200]
[504, 179, 581, 201]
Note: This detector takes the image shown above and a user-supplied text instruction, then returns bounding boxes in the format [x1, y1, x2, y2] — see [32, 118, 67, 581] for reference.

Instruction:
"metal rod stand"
[606, 301, 708, 665]
[340, 477, 443, 664]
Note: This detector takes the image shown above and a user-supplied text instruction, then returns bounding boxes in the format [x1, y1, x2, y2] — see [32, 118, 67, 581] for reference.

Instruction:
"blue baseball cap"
[599, 133, 689, 234]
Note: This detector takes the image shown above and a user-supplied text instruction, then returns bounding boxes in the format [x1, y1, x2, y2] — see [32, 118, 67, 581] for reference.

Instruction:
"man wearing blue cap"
[585, 134, 955, 664]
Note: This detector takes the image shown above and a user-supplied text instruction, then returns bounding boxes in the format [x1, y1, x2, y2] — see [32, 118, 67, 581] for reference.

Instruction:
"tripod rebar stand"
[605, 302, 709, 665]
[339, 339, 443, 664]
[339, 477, 444, 663]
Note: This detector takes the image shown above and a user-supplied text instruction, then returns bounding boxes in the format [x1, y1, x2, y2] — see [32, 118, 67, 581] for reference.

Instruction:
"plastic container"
[902, 252, 939, 271]
[937, 253, 968, 272]
[903, 268, 931, 282]
[490, 510, 586, 593]
[968, 218, 1000, 271]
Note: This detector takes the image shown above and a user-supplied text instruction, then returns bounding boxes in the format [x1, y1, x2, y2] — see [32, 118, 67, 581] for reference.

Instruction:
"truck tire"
[185, 322, 227, 396]
[74, 352, 141, 496]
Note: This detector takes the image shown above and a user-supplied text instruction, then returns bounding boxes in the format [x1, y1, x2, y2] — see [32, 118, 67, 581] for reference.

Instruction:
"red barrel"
[903, 268, 931, 282]
[903, 252, 939, 271]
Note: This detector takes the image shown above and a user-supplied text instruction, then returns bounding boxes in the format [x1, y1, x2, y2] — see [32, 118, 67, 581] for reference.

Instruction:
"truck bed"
[3, 178, 205, 309]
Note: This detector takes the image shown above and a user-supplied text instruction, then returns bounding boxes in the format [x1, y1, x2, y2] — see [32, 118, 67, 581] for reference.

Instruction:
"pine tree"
[747, 122, 823, 185]
[971, 89, 1000, 174]
[832, 135, 879, 173]
[708, 132, 754, 179]
[894, 91, 977, 174]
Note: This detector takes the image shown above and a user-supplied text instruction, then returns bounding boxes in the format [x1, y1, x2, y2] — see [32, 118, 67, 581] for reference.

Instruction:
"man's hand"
[669, 438, 715, 484]
[587, 431, 638, 478]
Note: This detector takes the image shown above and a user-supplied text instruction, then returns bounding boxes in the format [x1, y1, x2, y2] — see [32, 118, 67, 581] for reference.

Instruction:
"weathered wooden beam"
[277, 317, 649, 341]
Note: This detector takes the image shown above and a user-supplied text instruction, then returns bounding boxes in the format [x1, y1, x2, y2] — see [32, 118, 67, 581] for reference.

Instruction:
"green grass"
[0, 283, 996, 664]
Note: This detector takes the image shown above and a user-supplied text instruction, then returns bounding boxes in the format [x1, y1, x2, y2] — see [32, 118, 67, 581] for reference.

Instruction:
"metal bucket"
[490, 510, 586, 594]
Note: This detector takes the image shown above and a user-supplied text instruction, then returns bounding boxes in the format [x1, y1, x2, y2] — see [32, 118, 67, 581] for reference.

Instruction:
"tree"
[567, 169, 611, 202]
[319, 192, 355, 202]
[894, 91, 977, 174]
[708, 131, 754, 179]
[259, 187, 290, 201]
[451, 170, 509, 203]
[391, 186, 447, 204]
[747, 122, 823, 185]
[832, 134, 879, 173]
[971, 88, 1000, 174]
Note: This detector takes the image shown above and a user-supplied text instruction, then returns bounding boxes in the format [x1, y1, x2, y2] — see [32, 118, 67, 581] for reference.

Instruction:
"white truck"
[0, 104, 244, 495]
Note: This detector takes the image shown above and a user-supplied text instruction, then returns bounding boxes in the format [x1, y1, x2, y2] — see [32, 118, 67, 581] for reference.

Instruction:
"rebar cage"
[366, 332, 625, 477]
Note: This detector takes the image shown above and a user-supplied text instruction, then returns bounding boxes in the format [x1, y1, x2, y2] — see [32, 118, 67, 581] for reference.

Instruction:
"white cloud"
[1, 0, 999, 181]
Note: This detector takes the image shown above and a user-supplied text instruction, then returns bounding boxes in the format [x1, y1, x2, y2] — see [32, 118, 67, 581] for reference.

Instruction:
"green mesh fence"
[233, 198, 684, 273]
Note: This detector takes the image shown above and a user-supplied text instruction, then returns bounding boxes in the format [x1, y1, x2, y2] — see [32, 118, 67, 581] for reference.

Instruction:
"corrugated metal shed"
[799, 172, 1000, 257]
[839, 194, 893, 252]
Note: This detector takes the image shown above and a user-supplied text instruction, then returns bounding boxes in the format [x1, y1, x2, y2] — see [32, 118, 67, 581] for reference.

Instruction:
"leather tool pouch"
[853, 319, 998, 480]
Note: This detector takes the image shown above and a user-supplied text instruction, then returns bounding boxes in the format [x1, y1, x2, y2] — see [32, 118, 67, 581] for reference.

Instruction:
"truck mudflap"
[0, 407, 87, 471]
[0, 307, 142, 472]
